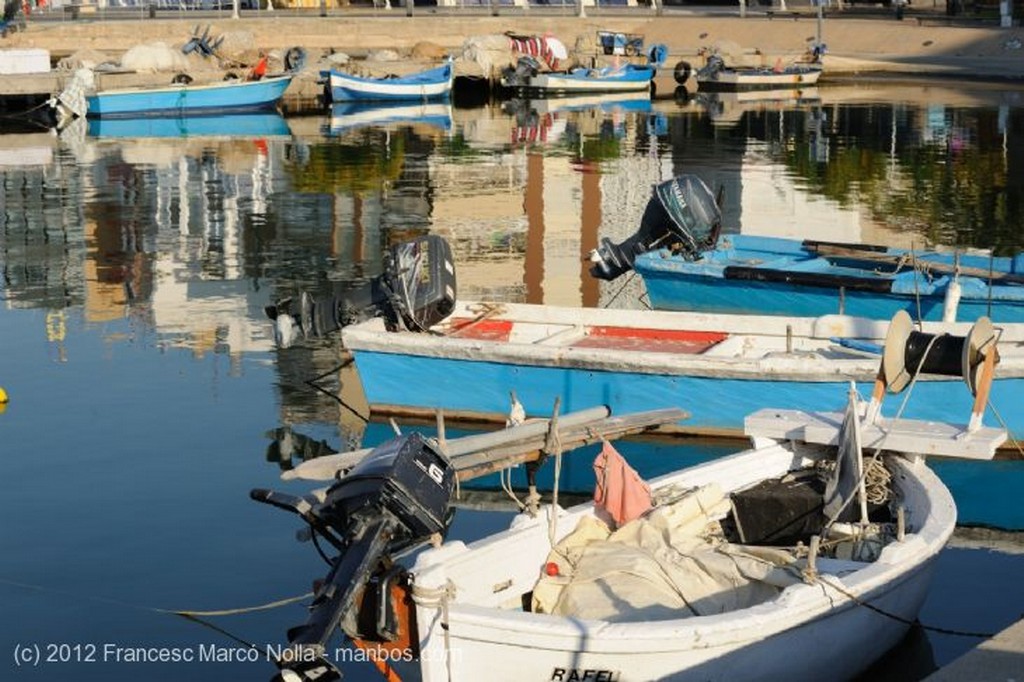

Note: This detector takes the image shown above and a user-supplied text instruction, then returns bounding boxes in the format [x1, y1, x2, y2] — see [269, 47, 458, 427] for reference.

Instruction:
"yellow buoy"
[0, 387, 7, 404]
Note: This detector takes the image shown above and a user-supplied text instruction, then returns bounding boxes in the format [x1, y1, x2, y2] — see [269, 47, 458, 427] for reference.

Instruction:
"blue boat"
[340, 301, 1024, 531]
[84, 74, 294, 119]
[589, 175, 1024, 323]
[323, 61, 453, 102]
[87, 112, 292, 139]
[325, 101, 452, 136]
[501, 61, 656, 96]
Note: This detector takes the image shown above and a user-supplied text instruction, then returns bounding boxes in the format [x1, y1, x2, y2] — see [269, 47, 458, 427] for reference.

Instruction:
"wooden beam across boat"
[282, 406, 689, 482]
[804, 241, 1024, 286]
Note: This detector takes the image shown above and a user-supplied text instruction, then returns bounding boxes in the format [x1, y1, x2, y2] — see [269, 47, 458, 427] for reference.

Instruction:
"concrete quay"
[926, 617, 1024, 681]
[0, 8, 1023, 108]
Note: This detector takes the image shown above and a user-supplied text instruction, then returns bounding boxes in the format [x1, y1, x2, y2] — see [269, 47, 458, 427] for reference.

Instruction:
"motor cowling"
[589, 175, 722, 281]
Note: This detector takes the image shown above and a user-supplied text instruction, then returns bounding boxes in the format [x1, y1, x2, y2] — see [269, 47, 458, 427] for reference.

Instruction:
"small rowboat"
[84, 74, 294, 119]
[323, 61, 454, 103]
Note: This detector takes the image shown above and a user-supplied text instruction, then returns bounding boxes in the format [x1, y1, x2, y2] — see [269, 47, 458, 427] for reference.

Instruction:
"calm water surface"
[2, 81, 1024, 681]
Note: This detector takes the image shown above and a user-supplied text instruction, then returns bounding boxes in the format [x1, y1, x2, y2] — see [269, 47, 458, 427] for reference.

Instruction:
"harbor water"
[2, 81, 1024, 681]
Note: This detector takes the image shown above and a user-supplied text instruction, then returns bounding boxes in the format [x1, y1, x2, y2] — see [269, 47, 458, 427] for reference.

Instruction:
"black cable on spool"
[903, 331, 967, 378]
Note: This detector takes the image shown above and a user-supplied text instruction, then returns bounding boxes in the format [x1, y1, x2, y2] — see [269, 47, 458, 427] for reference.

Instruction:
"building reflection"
[0, 88, 1020, 444]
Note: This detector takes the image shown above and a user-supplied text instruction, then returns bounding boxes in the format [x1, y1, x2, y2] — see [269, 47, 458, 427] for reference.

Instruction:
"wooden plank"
[808, 242, 1024, 286]
[284, 407, 688, 482]
[744, 408, 1006, 460]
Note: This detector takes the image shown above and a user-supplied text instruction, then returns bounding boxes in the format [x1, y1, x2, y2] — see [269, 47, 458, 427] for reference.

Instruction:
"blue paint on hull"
[631, 234, 1024, 323]
[86, 76, 293, 119]
[354, 350, 1024, 530]
[638, 272, 1024, 323]
[325, 64, 453, 102]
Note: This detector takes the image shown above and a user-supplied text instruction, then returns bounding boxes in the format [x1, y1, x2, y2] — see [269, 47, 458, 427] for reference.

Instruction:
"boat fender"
[171, 73, 193, 85]
[284, 46, 307, 73]
[673, 60, 692, 85]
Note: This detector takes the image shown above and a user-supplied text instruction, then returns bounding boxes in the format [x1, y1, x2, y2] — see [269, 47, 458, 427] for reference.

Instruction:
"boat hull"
[85, 75, 293, 119]
[504, 65, 655, 96]
[638, 266, 1024, 322]
[326, 63, 453, 102]
[632, 235, 1024, 323]
[699, 66, 822, 91]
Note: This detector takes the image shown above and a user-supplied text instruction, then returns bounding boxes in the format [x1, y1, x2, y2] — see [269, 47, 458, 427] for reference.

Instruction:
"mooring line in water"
[815, 575, 997, 638]
[0, 575, 312, 621]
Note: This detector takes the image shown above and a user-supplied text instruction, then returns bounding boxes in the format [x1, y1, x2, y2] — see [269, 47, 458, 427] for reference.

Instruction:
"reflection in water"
[2, 83, 1023, 411]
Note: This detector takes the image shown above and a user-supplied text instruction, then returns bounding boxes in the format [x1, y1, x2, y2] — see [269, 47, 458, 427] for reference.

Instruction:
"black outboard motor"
[501, 55, 542, 88]
[266, 234, 457, 348]
[696, 54, 727, 82]
[589, 174, 723, 281]
[252, 432, 458, 682]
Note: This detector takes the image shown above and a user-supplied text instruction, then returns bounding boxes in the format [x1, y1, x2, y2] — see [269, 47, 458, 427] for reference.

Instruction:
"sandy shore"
[4, 9, 1024, 82]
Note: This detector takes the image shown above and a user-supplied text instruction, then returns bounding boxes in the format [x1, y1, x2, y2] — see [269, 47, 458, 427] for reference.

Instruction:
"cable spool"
[882, 310, 998, 396]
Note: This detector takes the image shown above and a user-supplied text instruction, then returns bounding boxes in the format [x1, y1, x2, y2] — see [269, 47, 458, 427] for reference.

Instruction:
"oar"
[804, 241, 1024, 286]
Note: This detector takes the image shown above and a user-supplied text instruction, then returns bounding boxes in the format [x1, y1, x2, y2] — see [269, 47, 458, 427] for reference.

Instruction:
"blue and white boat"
[501, 61, 656, 96]
[326, 101, 452, 136]
[340, 301, 1024, 530]
[323, 61, 454, 102]
[83, 74, 294, 119]
[87, 112, 292, 139]
[589, 175, 1024, 323]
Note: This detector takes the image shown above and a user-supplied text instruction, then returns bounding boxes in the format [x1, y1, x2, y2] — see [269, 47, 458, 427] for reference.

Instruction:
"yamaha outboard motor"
[252, 432, 457, 682]
[266, 234, 456, 348]
[589, 174, 722, 281]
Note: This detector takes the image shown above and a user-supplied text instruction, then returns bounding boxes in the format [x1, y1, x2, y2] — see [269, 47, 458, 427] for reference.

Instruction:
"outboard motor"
[266, 234, 457, 348]
[252, 432, 458, 682]
[501, 55, 542, 88]
[589, 174, 723, 281]
[696, 54, 727, 82]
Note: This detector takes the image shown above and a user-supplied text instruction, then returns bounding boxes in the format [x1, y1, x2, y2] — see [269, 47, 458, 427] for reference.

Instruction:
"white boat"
[675, 53, 822, 92]
[698, 63, 822, 90]
[258, 318, 1005, 682]
[399, 397, 1004, 682]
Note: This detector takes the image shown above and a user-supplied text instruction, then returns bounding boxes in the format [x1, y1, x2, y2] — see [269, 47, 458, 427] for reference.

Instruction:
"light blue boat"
[589, 175, 1024, 323]
[340, 301, 1024, 530]
[87, 112, 292, 138]
[323, 62, 453, 103]
[85, 75, 294, 119]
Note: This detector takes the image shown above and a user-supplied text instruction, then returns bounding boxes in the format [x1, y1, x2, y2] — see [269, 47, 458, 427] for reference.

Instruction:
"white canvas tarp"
[533, 484, 804, 622]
